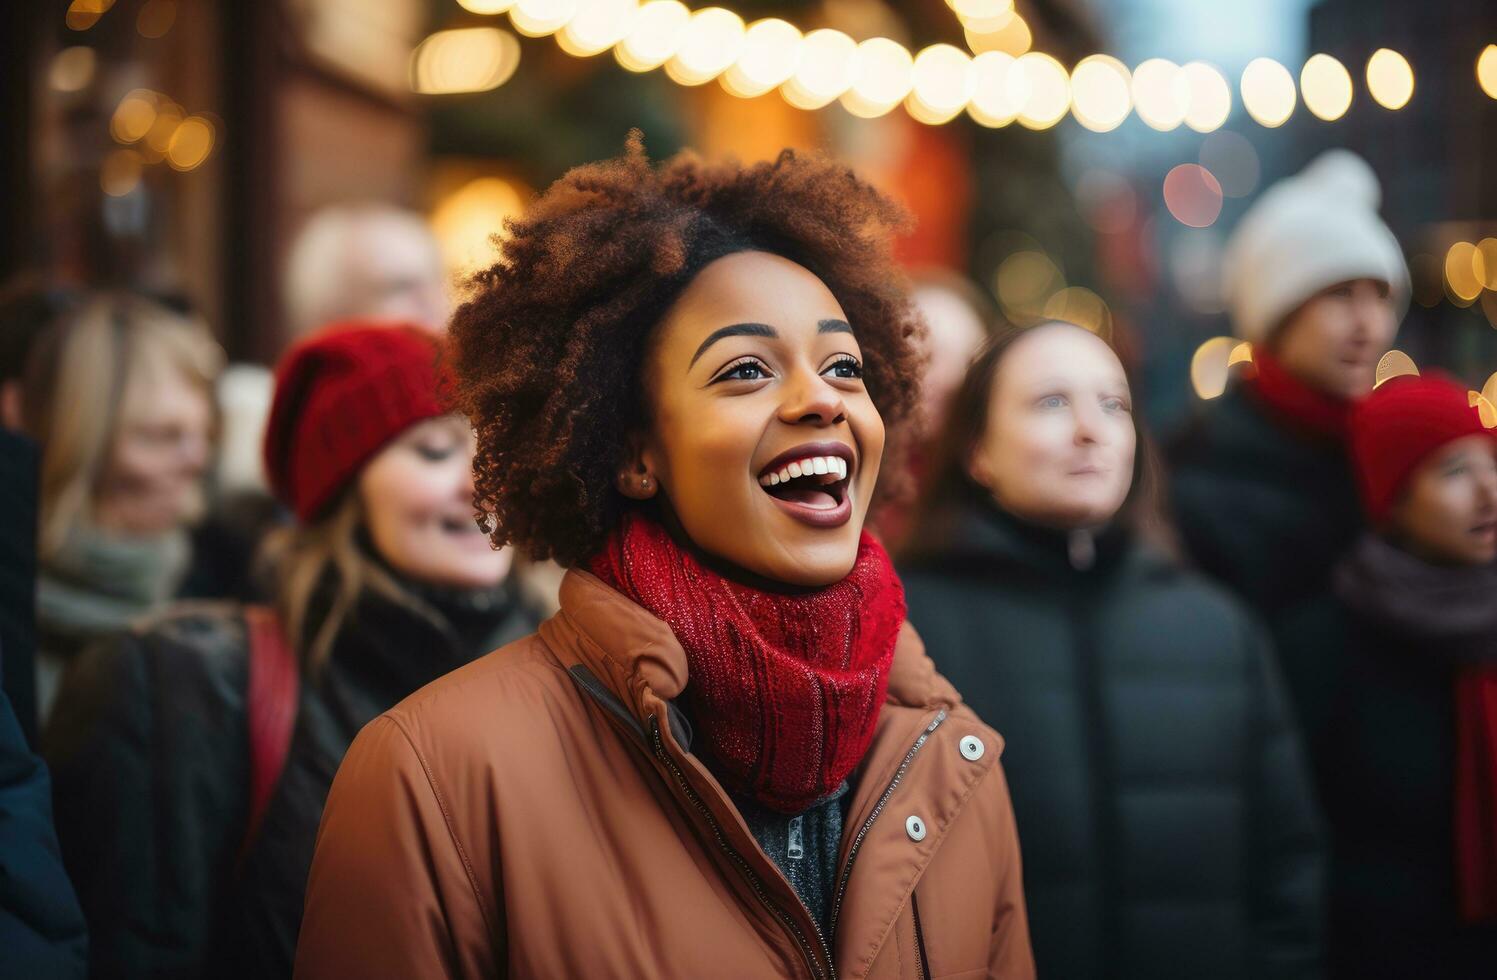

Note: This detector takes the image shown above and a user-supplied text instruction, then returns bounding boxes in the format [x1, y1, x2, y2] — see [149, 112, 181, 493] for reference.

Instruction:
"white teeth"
[759, 455, 852, 486]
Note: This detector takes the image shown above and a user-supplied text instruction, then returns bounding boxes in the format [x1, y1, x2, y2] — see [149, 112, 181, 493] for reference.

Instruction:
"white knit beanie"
[1222, 150, 1409, 343]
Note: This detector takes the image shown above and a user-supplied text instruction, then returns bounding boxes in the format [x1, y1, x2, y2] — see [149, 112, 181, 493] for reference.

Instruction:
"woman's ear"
[615, 434, 659, 501]
[966, 440, 994, 493]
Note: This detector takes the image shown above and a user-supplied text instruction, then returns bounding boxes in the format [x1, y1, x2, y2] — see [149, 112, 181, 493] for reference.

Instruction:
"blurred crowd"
[1, 142, 1495, 980]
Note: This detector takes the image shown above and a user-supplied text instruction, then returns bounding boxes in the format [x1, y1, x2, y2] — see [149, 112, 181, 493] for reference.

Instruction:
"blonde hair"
[259, 490, 430, 675]
[22, 294, 223, 561]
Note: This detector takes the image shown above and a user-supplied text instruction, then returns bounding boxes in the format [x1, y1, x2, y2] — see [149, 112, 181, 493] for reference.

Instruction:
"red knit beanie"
[264, 322, 452, 521]
[1348, 373, 1496, 523]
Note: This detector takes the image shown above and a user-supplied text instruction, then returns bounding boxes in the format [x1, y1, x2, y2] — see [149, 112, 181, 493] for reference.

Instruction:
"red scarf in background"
[590, 512, 906, 814]
[1248, 349, 1354, 440]
[1337, 534, 1497, 922]
[1457, 674, 1497, 922]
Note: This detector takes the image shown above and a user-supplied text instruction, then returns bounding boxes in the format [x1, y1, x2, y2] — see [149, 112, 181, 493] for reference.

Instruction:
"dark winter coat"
[43, 575, 537, 980]
[1168, 383, 1364, 729]
[1278, 537, 1497, 979]
[0, 686, 88, 978]
[900, 500, 1324, 980]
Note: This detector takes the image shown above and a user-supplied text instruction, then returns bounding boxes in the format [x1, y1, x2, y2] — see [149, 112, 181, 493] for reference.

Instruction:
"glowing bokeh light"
[1475, 238, 1497, 291]
[136, 0, 176, 38]
[49, 46, 97, 93]
[1374, 350, 1420, 388]
[721, 18, 800, 98]
[1013, 52, 1070, 130]
[907, 44, 975, 124]
[968, 51, 1028, 127]
[615, 0, 690, 72]
[841, 38, 914, 118]
[110, 90, 158, 144]
[459, 0, 516, 11]
[780, 29, 857, 109]
[1300, 53, 1353, 121]
[1366, 48, 1414, 109]
[1069, 55, 1132, 133]
[964, 14, 1030, 57]
[1240, 57, 1296, 127]
[411, 28, 521, 93]
[1446, 241, 1483, 303]
[665, 7, 745, 85]
[1163, 164, 1224, 228]
[557, 0, 638, 57]
[66, 0, 114, 32]
[100, 148, 142, 197]
[430, 177, 527, 274]
[1132, 58, 1188, 131]
[1191, 337, 1239, 399]
[1042, 286, 1111, 338]
[949, 0, 1013, 23]
[1480, 45, 1497, 100]
[1181, 61, 1232, 132]
[166, 116, 214, 171]
[995, 250, 1064, 320]
[509, 0, 578, 38]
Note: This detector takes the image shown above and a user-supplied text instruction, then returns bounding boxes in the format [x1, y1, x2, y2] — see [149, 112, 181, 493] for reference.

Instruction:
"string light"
[1300, 53, 1352, 121]
[780, 29, 857, 110]
[721, 19, 800, 98]
[1132, 58, 1188, 131]
[1366, 48, 1414, 109]
[1480, 44, 1497, 100]
[842, 38, 914, 118]
[968, 50, 1028, 127]
[437, 0, 1477, 132]
[1240, 57, 1296, 127]
[1374, 350, 1419, 388]
[411, 27, 521, 93]
[665, 7, 745, 86]
[1013, 51, 1070, 130]
[907, 44, 975, 124]
[1069, 55, 1131, 133]
[1180, 62, 1231, 132]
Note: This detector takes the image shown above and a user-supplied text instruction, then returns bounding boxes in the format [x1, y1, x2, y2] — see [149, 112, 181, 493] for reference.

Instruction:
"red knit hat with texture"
[1348, 373, 1496, 523]
[264, 322, 452, 521]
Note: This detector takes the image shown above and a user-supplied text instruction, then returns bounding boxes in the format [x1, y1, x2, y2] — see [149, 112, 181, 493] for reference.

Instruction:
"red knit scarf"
[590, 512, 906, 813]
[1248, 349, 1354, 440]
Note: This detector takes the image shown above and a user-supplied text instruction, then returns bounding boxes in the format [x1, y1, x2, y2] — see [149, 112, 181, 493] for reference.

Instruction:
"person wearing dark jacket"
[1278, 374, 1497, 978]
[901, 320, 1323, 979]
[1169, 151, 1408, 727]
[43, 323, 538, 979]
[0, 686, 88, 978]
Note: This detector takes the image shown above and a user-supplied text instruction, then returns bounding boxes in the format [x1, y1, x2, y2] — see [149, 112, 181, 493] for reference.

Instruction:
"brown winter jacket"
[295, 570, 1034, 979]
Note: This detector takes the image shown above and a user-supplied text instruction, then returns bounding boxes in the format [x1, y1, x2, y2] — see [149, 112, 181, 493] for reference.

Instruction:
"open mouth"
[756, 446, 854, 528]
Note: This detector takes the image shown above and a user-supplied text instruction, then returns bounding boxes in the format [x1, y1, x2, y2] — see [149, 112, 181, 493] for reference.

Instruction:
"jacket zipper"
[828, 709, 948, 937]
[911, 891, 930, 980]
[649, 717, 835, 980]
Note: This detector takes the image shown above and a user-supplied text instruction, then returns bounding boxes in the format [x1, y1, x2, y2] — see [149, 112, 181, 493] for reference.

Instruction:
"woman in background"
[45, 323, 537, 979]
[900, 320, 1322, 980]
[1285, 374, 1497, 978]
[11, 292, 222, 721]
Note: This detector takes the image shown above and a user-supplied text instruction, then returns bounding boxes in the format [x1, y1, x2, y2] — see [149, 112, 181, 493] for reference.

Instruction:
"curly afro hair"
[449, 133, 926, 567]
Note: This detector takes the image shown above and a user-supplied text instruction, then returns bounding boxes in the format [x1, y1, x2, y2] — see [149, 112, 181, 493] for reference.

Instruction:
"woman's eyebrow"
[689, 322, 777, 368]
[818, 319, 853, 335]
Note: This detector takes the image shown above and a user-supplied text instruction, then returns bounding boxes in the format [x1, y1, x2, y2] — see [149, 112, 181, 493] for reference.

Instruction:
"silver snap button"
[905, 814, 927, 842]
[959, 735, 985, 761]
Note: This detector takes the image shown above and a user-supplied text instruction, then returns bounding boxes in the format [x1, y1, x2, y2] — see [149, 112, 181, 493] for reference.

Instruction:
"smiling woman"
[294, 136, 1036, 979]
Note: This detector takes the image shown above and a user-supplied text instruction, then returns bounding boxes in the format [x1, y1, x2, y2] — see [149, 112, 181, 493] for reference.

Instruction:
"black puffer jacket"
[900, 501, 1323, 980]
[44, 576, 538, 980]
[1168, 383, 1364, 727]
[1279, 538, 1497, 979]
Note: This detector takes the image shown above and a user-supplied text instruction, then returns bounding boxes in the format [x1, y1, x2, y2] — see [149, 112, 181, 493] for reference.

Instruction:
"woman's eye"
[1039, 395, 1067, 409]
[714, 360, 771, 383]
[1102, 397, 1132, 413]
[415, 443, 458, 462]
[824, 357, 863, 380]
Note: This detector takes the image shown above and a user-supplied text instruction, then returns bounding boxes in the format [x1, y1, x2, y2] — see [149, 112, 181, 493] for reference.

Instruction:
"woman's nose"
[778, 369, 846, 426]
